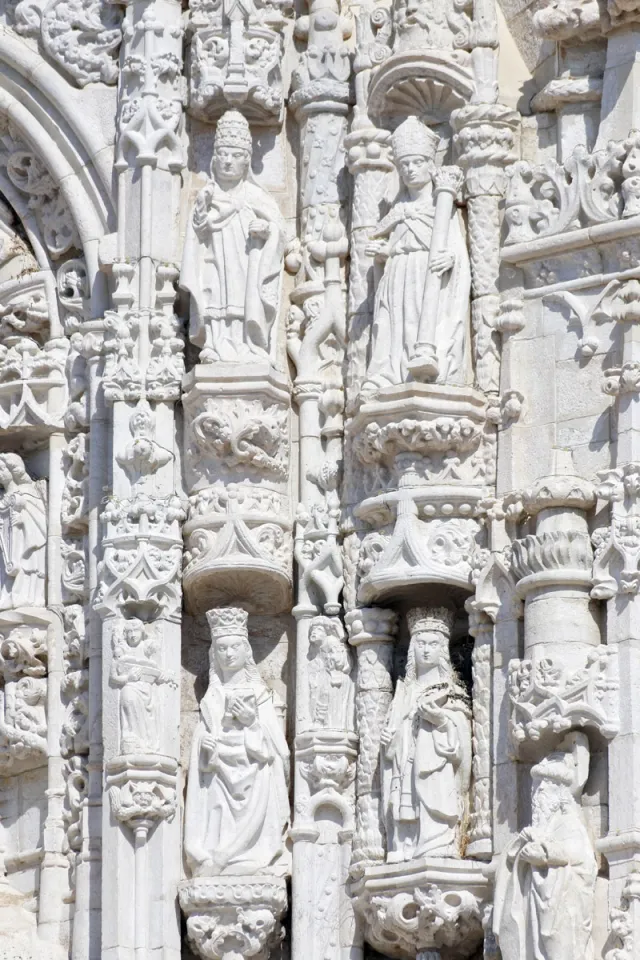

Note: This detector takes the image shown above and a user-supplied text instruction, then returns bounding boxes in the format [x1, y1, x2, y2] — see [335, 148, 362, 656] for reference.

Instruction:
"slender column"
[344, 129, 393, 410]
[466, 610, 493, 859]
[453, 104, 518, 398]
[73, 330, 106, 960]
[37, 430, 67, 943]
[409, 167, 464, 381]
[345, 608, 397, 871]
[98, 1, 185, 957]
[288, 1, 354, 956]
[595, 285, 640, 917]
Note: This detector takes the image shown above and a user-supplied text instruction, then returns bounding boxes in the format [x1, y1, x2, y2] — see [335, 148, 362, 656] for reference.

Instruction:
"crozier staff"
[363, 116, 470, 393]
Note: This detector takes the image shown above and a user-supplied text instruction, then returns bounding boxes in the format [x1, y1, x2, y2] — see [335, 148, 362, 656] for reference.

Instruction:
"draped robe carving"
[184, 611, 290, 877]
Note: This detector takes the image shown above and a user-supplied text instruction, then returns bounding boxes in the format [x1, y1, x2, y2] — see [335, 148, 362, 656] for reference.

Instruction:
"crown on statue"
[214, 110, 253, 153]
[206, 606, 248, 639]
[391, 116, 439, 162]
[407, 606, 455, 638]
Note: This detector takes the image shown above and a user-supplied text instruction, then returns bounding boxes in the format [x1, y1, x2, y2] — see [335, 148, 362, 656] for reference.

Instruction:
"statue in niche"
[184, 606, 290, 877]
[363, 117, 470, 394]
[110, 619, 176, 755]
[380, 606, 471, 861]
[308, 616, 354, 729]
[180, 110, 285, 365]
[494, 731, 596, 960]
[0, 454, 47, 610]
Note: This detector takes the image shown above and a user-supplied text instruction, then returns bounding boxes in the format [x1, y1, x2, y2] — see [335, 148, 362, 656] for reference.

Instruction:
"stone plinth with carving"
[182, 363, 292, 614]
[346, 383, 488, 603]
[353, 857, 491, 959]
[179, 876, 288, 960]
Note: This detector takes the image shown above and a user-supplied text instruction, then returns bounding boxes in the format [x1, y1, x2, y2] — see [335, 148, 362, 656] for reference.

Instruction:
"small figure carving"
[307, 616, 354, 729]
[364, 117, 470, 392]
[116, 401, 173, 487]
[0, 454, 47, 610]
[494, 731, 597, 960]
[110, 619, 176, 754]
[181, 110, 285, 364]
[184, 607, 290, 876]
[381, 606, 471, 861]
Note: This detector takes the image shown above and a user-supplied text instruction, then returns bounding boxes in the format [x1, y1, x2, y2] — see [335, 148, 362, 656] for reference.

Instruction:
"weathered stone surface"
[0, 0, 634, 958]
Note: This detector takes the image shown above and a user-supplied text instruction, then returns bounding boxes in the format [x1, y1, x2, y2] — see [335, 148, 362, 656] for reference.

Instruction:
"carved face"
[532, 778, 568, 825]
[212, 146, 250, 186]
[0, 461, 10, 487]
[397, 154, 432, 190]
[412, 629, 446, 670]
[309, 625, 325, 650]
[123, 622, 144, 648]
[130, 410, 153, 438]
[215, 634, 248, 673]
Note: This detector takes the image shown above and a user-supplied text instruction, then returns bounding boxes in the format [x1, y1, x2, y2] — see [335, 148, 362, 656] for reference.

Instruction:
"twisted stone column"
[346, 607, 397, 871]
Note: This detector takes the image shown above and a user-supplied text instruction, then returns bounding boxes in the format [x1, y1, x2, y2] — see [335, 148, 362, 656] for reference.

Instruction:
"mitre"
[391, 116, 439, 162]
[214, 109, 253, 153]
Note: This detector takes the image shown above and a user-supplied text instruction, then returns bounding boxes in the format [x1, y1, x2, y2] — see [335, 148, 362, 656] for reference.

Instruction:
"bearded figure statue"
[181, 110, 285, 365]
[380, 606, 472, 862]
[494, 731, 597, 960]
[184, 607, 290, 877]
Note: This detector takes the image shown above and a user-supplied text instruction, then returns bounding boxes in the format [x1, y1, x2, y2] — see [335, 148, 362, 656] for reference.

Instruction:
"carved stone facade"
[0, 0, 635, 956]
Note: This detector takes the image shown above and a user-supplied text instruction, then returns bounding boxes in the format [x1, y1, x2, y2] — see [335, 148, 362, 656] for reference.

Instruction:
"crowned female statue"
[184, 607, 290, 877]
[381, 606, 471, 861]
[364, 117, 471, 393]
[0, 454, 47, 610]
[180, 110, 285, 364]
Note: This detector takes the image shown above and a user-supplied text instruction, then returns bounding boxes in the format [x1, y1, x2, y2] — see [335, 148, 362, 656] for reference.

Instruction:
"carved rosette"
[182, 364, 292, 615]
[178, 876, 288, 960]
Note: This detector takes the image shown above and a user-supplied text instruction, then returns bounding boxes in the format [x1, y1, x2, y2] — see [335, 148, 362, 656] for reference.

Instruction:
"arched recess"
[0, 32, 117, 320]
[0, 31, 116, 952]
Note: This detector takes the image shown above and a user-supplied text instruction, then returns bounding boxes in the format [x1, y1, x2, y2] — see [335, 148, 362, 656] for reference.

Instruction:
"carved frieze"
[14, 0, 123, 86]
[188, 0, 291, 124]
[179, 876, 288, 960]
[503, 136, 640, 247]
[508, 648, 619, 749]
[353, 858, 490, 959]
[0, 618, 49, 774]
[95, 493, 185, 621]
